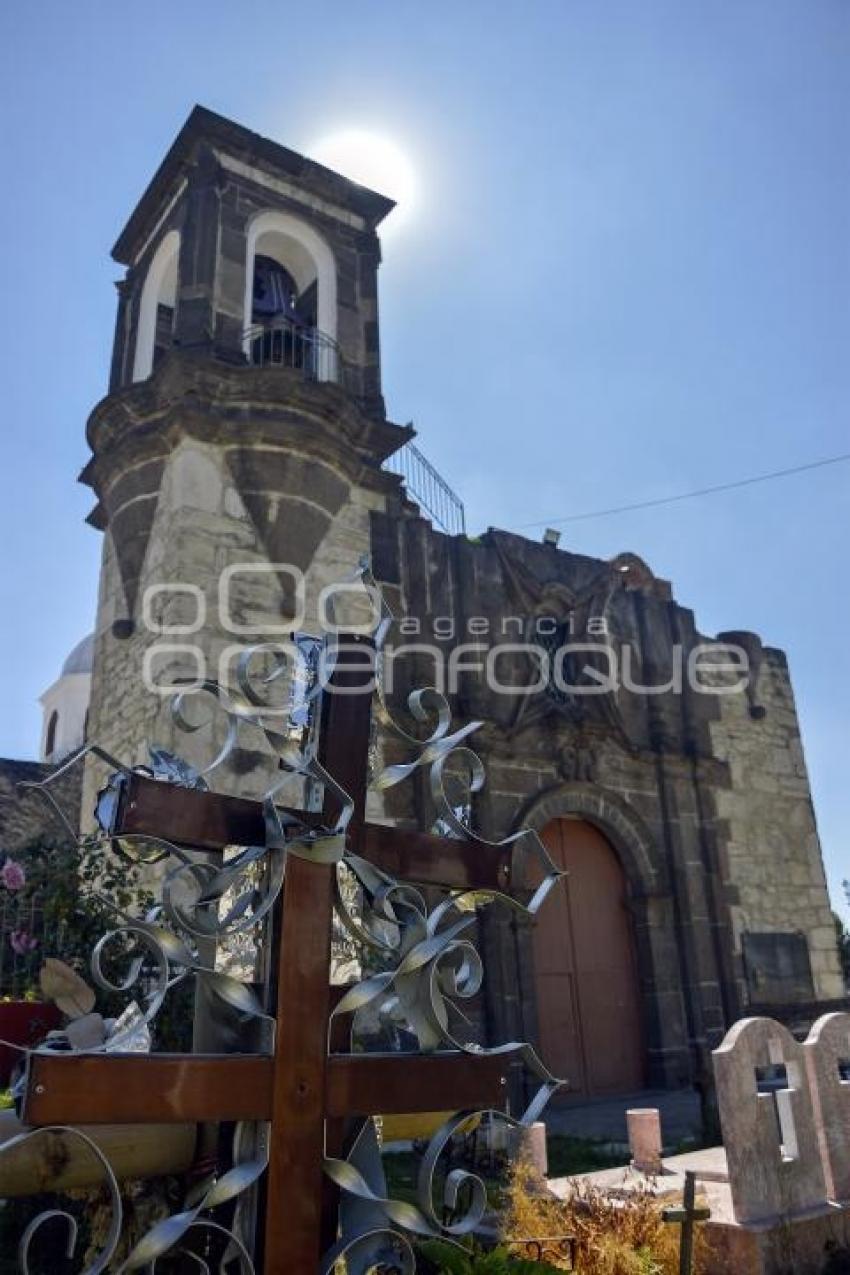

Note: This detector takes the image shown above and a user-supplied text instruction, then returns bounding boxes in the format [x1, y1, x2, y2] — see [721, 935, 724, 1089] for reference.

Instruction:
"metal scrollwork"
[6, 557, 569, 1273]
[3, 1126, 123, 1275]
[318, 560, 566, 1268]
[120, 1123, 268, 1273]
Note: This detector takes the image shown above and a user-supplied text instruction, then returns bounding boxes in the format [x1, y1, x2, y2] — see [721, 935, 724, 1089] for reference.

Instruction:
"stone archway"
[515, 781, 660, 899]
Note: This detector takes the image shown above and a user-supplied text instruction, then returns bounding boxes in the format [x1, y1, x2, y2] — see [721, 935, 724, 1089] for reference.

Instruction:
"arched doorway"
[533, 818, 645, 1099]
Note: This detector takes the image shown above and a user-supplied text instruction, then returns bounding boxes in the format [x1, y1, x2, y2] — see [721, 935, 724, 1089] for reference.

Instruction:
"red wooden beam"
[114, 771, 313, 852]
[23, 1053, 273, 1125]
[23, 1050, 512, 1128]
[325, 1051, 510, 1118]
[115, 773, 513, 892]
[264, 638, 374, 1273]
[362, 822, 512, 893]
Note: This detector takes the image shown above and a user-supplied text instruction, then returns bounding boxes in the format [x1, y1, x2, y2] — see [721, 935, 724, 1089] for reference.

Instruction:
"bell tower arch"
[132, 228, 180, 382]
[243, 208, 338, 349]
[81, 107, 411, 805]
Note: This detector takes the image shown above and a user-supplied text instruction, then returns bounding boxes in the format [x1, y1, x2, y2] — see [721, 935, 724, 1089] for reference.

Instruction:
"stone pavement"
[548, 1145, 728, 1204]
[543, 1088, 703, 1147]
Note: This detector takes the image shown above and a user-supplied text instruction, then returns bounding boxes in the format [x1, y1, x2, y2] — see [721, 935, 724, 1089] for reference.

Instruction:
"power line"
[517, 450, 850, 529]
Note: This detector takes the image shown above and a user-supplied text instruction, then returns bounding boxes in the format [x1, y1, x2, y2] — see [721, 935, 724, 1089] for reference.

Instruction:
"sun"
[309, 130, 417, 226]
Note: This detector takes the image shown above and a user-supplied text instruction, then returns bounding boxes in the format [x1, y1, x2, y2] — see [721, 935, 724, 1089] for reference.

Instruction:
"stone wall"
[367, 515, 844, 1088]
[0, 759, 82, 851]
[81, 355, 405, 824]
[708, 646, 843, 1002]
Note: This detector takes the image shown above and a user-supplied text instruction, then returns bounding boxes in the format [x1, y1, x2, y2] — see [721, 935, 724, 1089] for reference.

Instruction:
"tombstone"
[713, 1016, 828, 1225]
[804, 1012, 850, 1205]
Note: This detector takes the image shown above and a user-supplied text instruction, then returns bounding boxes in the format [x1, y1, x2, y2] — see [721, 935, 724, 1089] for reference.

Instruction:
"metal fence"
[383, 439, 466, 536]
[244, 319, 340, 384]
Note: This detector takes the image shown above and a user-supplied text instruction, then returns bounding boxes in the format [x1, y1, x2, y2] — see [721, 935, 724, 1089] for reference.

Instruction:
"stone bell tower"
[80, 106, 412, 797]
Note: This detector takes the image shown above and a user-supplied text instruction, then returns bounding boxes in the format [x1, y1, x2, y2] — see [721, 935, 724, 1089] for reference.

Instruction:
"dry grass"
[502, 1159, 719, 1274]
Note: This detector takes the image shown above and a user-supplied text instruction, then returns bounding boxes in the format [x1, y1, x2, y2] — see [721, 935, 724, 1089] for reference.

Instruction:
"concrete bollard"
[511, 1120, 549, 1179]
[627, 1107, 663, 1175]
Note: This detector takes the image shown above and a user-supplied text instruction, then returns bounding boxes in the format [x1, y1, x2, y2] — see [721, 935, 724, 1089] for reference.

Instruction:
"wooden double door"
[533, 818, 645, 1099]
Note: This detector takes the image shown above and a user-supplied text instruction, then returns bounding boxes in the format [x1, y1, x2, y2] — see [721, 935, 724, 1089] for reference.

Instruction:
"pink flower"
[9, 929, 37, 956]
[0, 860, 25, 892]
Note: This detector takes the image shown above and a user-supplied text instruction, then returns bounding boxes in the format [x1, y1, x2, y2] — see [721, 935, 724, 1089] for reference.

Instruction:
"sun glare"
[309, 130, 417, 226]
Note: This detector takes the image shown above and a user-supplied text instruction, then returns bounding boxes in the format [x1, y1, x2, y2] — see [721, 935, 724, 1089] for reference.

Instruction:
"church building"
[8, 106, 845, 1102]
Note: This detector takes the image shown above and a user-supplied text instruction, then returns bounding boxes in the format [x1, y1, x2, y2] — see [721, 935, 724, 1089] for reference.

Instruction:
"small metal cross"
[662, 1170, 711, 1275]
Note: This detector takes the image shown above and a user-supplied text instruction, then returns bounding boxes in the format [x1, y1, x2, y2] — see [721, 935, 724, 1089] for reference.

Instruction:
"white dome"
[61, 633, 94, 676]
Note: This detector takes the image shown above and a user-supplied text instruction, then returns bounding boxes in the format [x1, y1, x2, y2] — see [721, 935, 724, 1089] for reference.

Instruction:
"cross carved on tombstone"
[713, 1016, 829, 1225]
[18, 634, 560, 1273]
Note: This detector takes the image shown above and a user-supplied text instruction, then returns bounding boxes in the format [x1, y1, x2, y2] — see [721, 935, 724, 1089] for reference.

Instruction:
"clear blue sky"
[0, 2, 847, 916]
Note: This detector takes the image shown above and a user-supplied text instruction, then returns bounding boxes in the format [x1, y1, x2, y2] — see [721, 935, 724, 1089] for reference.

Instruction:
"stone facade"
[364, 518, 845, 1090]
[0, 759, 82, 851]
[66, 106, 845, 1100]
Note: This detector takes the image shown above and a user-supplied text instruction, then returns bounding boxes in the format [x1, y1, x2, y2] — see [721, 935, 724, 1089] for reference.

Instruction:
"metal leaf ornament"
[39, 958, 96, 1019]
[147, 746, 209, 791]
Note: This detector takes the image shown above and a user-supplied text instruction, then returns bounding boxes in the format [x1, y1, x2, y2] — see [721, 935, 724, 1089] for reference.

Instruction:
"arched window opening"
[45, 711, 59, 758]
[250, 254, 319, 371]
[243, 212, 337, 381]
[133, 229, 180, 382]
[252, 255, 316, 327]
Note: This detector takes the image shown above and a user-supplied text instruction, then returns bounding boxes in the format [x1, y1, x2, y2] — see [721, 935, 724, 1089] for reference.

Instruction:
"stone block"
[510, 1121, 548, 1181]
[627, 1107, 662, 1175]
[713, 1017, 828, 1225]
[804, 1013, 850, 1204]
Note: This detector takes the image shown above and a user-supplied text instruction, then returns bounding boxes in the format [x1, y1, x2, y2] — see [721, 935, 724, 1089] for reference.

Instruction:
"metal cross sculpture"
[662, 1171, 711, 1275]
[5, 571, 566, 1273]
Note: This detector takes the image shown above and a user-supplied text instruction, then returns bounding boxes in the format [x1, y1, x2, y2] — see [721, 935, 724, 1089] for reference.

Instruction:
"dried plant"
[502, 1159, 721, 1275]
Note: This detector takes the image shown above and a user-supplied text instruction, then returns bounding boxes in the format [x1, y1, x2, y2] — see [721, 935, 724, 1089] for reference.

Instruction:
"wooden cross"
[662, 1171, 711, 1275]
[20, 635, 530, 1273]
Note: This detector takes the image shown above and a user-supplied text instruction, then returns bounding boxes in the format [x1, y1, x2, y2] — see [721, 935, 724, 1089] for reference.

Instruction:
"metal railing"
[245, 318, 340, 384]
[383, 439, 466, 536]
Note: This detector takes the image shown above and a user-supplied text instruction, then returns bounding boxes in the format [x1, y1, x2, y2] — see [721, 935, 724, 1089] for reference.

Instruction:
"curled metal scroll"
[160, 633, 328, 791]
[86, 896, 274, 1048]
[17, 742, 132, 843]
[334, 852, 429, 960]
[0, 1126, 123, 1275]
[332, 894, 561, 1121]
[318, 558, 568, 1271]
[120, 1122, 267, 1273]
[145, 1220, 255, 1274]
[91, 923, 173, 1049]
[350, 559, 565, 918]
[323, 1106, 547, 1265]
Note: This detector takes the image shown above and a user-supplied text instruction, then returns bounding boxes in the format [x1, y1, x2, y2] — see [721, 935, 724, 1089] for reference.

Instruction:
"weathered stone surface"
[627, 1107, 663, 1174]
[713, 1017, 828, 1224]
[0, 758, 81, 851]
[804, 1012, 850, 1204]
